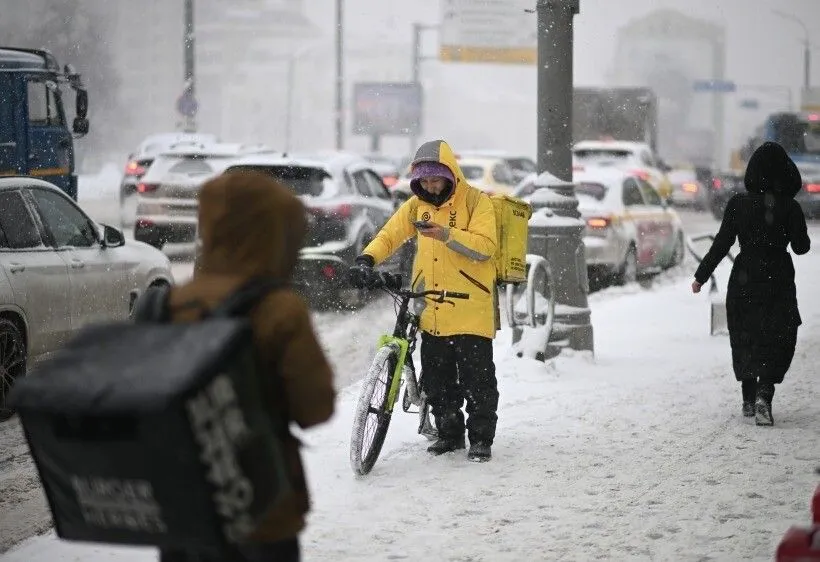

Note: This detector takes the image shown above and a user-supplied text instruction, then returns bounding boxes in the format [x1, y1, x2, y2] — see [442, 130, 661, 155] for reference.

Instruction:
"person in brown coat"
[159, 170, 336, 562]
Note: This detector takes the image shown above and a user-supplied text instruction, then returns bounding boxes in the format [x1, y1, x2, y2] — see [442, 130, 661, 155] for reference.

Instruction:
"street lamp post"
[536, 0, 579, 180]
[772, 9, 811, 89]
[335, 0, 344, 150]
[183, 0, 196, 132]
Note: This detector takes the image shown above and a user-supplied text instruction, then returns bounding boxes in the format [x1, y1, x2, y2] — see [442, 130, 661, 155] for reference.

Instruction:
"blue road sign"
[176, 90, 198, 118]
[693, 79, 736, 93]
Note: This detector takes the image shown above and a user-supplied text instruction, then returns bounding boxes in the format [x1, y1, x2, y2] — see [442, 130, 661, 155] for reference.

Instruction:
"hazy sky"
[289, 0, 820, 161]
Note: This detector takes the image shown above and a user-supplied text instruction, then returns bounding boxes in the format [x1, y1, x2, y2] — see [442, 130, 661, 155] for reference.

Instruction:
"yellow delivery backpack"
[409, 187, 532, 285]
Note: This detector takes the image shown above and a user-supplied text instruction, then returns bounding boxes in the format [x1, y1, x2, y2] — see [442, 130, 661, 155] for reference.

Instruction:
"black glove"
[348, 255, 375, 289]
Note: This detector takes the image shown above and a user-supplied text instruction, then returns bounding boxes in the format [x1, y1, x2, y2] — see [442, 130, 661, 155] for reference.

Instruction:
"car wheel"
[614, 245, 638, 286]
[0, 318, 26, 422]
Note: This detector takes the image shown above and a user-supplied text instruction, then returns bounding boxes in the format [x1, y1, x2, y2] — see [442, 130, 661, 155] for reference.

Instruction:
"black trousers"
[420, 333, 498, 444]
[159, 539, 300, 562]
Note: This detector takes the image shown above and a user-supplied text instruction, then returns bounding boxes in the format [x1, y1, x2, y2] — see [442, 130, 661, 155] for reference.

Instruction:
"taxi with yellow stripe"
[574, 168, 685, 284]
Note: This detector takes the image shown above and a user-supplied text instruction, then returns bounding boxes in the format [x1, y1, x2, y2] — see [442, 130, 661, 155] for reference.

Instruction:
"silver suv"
[133, 142, 273, 250]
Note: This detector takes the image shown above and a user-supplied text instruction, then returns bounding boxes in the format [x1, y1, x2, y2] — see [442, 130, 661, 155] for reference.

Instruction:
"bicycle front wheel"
[350, 344, 399, 475]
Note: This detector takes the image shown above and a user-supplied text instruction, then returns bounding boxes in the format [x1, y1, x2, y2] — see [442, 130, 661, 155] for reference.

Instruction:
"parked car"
[667, 167, 710, 211]
[0, 177, 173, 420]
[120, 132, 220, 227]
[795, 162, 820, 218]
[133, 142, 271, 250]
[707, 170, 745, 219]
[218, 152, 409, 308]
[457, 150, 537, 183]
[572, 140, 674, 201]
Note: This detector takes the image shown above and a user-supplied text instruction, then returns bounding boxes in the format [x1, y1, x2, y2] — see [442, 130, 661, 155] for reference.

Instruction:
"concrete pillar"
[536, 0, 579, 181]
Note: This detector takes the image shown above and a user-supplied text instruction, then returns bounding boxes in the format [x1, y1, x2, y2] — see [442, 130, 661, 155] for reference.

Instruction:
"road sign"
[352, 83, 423, 136]
[176, 90, 198, 118]
[439, 0, 537, 65]
[692, 79, 736, 93]
[739, 99, 759, 110]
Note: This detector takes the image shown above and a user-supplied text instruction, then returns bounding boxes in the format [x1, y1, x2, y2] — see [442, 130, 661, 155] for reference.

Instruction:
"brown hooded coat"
[168, 171, 335, 542]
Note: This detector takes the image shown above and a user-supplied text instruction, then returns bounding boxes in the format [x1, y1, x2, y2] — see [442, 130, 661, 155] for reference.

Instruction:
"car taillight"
[308, 204, 352, 219]
[137, 182, 159, 193]
[321, 264, 337, 279]
[630, 169, 651, 181]
[383, 175, 398, 188]
[572, 165, 585, 172]
[136, 219, 154, 229]
[682, 182, 699, 193]
[805, 183, 820, 193]
[124, 160, 146, 177]
[712, 178, 723, 189]
[586, 216, 611, 229]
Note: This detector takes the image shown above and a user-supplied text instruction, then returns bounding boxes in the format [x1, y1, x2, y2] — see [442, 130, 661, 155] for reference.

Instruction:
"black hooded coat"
[694, 142, 811, 384]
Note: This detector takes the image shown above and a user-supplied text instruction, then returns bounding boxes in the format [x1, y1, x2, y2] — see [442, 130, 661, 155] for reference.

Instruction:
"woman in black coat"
[692, 142, 810, 426]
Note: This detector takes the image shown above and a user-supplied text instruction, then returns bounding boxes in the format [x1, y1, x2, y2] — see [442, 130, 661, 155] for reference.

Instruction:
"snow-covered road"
[1, 177, 818, 560]
[3, 223, 820, 560]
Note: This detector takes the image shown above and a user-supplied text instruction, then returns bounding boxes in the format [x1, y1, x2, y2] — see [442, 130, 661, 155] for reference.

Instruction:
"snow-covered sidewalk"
[4, 260, 820, 561]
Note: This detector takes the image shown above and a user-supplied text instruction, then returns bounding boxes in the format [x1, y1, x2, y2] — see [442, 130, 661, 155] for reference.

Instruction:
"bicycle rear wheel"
[350, 345, 399, 475]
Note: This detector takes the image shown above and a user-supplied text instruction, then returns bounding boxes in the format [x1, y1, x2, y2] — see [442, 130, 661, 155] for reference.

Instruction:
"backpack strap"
[131, 285, 172, 323]
[465, 185, 482, 221]
[209, 278, 288, 318]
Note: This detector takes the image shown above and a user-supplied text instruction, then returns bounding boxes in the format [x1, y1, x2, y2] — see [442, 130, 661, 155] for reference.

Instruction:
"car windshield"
[144, 154, 234, 181]
[773, 117, 820, 155]
[507, 158, 537, 174]
[575, 181, 607, 201]
[574, 149, 634, 165]
[460, 165, 484, 180]
[228, 165, 335, 198]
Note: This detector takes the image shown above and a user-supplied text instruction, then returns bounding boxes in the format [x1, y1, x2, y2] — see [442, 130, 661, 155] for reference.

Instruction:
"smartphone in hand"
[413, 220, 433, 229]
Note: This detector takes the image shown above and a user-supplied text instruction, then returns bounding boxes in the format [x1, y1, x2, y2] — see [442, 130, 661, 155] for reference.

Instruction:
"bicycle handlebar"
[364, 272, 469, 301]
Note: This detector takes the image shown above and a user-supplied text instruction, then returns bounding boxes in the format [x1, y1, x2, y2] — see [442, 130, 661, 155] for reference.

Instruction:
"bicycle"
[349, 272, 469, 476]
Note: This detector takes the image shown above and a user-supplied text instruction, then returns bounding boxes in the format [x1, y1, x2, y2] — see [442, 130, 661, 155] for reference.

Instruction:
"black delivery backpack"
[8, 278, 291, 551]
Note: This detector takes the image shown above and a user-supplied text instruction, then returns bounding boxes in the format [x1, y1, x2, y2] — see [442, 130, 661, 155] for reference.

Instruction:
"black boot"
[467, 442, 492, 462]
[755, 383, 775, 426]
[741, 379, 756, 417]
[427, 436, 465, 455]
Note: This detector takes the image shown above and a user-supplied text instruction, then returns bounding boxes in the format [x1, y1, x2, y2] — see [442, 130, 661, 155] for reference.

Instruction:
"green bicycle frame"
[377, 334, 409, 414]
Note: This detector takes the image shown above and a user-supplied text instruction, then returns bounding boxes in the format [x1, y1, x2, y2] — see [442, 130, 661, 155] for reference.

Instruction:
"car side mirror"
[101, 224, 125, 248]
[73, 117, 89, 136]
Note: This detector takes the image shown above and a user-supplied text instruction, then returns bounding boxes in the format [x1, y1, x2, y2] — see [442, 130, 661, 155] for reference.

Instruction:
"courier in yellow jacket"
[362, 140, 498, 339]
[357, 140, 499, 462]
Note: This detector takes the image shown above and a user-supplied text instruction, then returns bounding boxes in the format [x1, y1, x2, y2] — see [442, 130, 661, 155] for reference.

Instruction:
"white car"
[133, 142, 276, 250]
[120, 132, 220, 227]
[0, 177, 174, 420]
[572, 168, 685, 283]
[514, 168, 685, 284]
[572, 140, 673, 201]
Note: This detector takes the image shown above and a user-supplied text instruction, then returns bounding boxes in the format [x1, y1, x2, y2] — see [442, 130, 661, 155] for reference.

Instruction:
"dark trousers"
[159, 539, 300, 562]
[420, 333, 498, 444]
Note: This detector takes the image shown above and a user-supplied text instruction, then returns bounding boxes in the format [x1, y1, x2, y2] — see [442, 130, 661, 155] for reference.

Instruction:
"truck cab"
[0, 47, 89, 200]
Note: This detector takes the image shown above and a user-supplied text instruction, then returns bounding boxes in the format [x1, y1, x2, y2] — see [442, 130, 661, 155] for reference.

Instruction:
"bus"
[738, 112, 820, 169]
